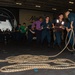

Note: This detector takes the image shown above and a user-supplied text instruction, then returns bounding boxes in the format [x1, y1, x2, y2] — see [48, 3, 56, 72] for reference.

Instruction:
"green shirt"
[20, 25, 27, 33]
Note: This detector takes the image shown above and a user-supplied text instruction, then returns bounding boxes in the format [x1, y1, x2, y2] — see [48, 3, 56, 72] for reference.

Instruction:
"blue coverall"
[68, 13, 75, 32]
[67, 13, 75, 45]
[52, 19, 65, 46]
[41, 21, 52, 44]
[28, 25, 35, 44]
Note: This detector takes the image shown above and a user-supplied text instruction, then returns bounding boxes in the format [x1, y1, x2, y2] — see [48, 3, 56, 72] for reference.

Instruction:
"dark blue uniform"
[28, 25, 35, 44]
[67, 13, 75, 45]
[68, 13, 75, 32]
[52, 19, 65, 46]
[41, 21, 52, 44]
[14, 26, 21, 41]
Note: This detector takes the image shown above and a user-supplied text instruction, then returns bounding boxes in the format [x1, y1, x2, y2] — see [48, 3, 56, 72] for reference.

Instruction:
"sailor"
[52, 14, 65, 48]
[65, 11, 75, 46]
[32, 17, 43, 44]
[41, 16, 52, 47]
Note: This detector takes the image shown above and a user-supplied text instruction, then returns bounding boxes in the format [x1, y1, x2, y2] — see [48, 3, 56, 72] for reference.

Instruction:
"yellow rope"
[0, 55, 75, 72]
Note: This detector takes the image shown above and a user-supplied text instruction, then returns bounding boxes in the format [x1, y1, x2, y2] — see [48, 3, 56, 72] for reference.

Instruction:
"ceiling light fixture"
[35, 5, 41, 8]
[68, 9, 72, 11]
[16, 2, 22, 5]
[52, 8, 57, 10]
[69, 1, 74, 4]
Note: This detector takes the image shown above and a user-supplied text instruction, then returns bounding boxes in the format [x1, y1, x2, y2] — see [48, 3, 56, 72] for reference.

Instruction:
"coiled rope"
[0, 55, 75, 72]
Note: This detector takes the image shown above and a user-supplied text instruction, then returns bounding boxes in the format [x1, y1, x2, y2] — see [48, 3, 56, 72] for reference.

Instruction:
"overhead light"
[16, 2, 22, 5]
[69, 1, 74, 4]
[52, 8, 57, 10]
[68, 9, 72, 11]
[35, 5, 41, 8]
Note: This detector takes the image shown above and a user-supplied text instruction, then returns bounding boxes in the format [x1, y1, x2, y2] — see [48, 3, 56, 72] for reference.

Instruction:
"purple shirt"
[32, 20, 42, 30]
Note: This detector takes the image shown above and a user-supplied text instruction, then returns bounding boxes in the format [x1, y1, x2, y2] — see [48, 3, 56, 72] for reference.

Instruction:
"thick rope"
[0, 55, 75, 72]
[65, 29, 75, 52]
[48, 29, 74, 58]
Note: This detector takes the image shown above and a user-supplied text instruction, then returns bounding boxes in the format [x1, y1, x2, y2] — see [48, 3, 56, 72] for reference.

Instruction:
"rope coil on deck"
[0, 55, 75, 72]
